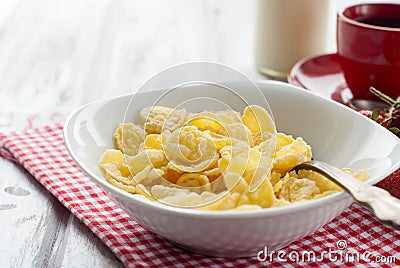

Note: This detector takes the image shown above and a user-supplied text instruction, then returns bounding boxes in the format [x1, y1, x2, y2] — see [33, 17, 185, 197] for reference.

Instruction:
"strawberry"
[375, 169, 400, 199]
[385, 106, 400, 138]
[370, 87, 400, 137]
[358, 109, 385, 124]
[367, 87, 400, 198]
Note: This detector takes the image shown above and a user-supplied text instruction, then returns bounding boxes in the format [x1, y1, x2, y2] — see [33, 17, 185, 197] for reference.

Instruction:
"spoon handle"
[292, 160, 400, 228]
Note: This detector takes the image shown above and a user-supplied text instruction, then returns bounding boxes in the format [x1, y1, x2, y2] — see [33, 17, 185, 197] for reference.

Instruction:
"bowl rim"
[63, 80, 400, 219]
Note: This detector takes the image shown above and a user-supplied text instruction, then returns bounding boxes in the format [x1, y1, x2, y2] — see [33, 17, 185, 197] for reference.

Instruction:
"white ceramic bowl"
[64, 81, 400, 257]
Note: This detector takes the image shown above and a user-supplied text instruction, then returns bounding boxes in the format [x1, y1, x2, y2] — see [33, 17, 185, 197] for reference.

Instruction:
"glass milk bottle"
[254, 0, 330, 80]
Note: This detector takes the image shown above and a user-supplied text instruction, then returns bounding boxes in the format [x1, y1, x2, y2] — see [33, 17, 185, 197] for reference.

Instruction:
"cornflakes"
[273, 136, 312, 174]
[176, 173, 210, 188]
[99, 104, 368, 211]
[113, 123, 145, 156]
[164, 126, 218, 173]
[99, 149, 124, 165]
[278, 173, 321, 202]
[241, 105, 275, 145]
[150, 184, 226, 207]
[140, 106, 188, 134]
[238, 168, 276, 208]
[100, 162, 135, 192]
[187, 110, 241, 130]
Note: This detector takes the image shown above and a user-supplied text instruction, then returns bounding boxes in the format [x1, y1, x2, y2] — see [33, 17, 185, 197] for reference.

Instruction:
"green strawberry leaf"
[371, 110, 380, 121]
[389, 127, 400, 134]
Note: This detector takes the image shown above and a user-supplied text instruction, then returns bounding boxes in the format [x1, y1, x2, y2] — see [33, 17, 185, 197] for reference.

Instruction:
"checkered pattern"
[0, 124, 399, 268]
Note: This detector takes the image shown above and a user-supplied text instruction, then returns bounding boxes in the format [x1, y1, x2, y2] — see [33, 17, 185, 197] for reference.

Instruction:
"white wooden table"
[0, 0, 364, 266]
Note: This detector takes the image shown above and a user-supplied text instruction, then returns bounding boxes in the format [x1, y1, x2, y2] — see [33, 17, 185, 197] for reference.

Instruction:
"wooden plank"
[0, 160, 67, 267]
[0, 0, 123, 266]
[101, 0, 266, 99]
[0, 159, 122, 267]
[32, 200, 71, 268]
[0, 0, 116, 129]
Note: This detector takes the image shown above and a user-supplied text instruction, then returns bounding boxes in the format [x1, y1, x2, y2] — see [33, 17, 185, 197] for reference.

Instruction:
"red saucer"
[288, 53, 354, 105]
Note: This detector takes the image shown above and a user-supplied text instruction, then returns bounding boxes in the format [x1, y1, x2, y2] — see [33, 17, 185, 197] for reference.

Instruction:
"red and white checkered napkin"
[0, 124, 399, 268]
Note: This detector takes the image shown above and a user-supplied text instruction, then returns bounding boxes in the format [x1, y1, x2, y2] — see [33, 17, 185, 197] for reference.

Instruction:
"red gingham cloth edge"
[0, 124, 399, 267]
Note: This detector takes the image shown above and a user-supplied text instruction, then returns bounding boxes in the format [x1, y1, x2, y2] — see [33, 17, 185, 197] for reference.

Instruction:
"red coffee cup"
[337, 3, 400, 101]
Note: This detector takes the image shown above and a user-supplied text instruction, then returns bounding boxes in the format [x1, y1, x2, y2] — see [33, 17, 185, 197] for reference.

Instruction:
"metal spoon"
[349, 99, 390, 111]
[291, 160, 400, 228]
